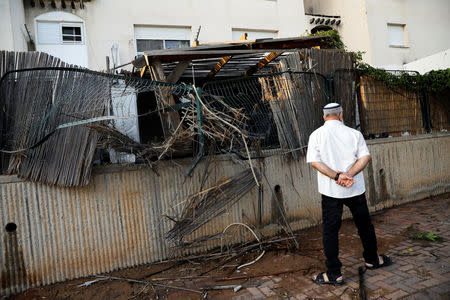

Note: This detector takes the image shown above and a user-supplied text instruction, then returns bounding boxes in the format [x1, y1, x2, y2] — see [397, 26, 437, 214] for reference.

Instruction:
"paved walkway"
[230, 195, 450, 300]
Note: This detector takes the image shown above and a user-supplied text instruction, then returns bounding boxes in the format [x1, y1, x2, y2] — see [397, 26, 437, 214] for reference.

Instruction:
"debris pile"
[166, 169, 260, 244]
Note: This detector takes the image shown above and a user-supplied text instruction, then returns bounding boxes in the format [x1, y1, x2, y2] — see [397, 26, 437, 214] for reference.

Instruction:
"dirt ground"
[7, 194, 449, 300]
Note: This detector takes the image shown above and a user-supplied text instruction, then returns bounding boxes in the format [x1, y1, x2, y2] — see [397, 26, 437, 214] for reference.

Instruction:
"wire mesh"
[202, 72, 329, 158]
[202, 75, 279, 148]
[0, 64, 442, 186]
[259, 72, 329, 158]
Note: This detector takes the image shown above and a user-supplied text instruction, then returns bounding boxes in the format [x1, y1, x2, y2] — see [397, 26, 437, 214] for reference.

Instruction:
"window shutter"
[37, 21, 60, 44]
[388, 24, 406, 46]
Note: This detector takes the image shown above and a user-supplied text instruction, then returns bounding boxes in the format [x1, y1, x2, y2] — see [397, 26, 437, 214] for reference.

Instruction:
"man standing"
[306, 103, 392, 285]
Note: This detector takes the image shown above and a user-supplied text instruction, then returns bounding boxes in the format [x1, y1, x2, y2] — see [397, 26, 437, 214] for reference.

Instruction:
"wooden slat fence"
[276, 50, 357, 129]
[358, 76, 424, 136]
[0, 51, 106, 186]
[259, 72, 329, 159]
[429, 89, 450, 132]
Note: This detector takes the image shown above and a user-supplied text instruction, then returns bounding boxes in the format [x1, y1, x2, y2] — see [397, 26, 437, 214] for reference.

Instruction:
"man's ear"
[339, 112, 343, 121]
[323, 114, 326, 121]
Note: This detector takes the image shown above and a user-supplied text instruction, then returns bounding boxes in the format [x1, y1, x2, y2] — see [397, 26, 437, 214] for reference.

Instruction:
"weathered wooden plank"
[207, 56, 232, 78]
[243, 52, 281, 77]
[149, 59, 181, 137]
[166, 60, 191, 83]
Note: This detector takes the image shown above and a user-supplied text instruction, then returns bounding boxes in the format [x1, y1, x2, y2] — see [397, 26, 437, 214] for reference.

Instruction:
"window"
[164, 40, 190, 49]
[134, 26, 191, 56]
[133, 26, 191, 142]
[37, 21, 60, 44]
[387, 24, 407, 47]
[61, 25, 82, 43]
[135, 39, 190, 54]
[136, 40, 163, 51]
[37, 21, 83, 44]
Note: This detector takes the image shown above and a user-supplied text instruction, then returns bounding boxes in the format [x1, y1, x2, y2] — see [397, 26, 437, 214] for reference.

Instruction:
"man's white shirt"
[306, 120, 370, 199]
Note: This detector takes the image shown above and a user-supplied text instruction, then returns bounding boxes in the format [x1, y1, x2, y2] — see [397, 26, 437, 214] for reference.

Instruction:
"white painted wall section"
[232, 29, 278, 40]
[134, 26, 192, 41]
[109, 92, 140, 163]
[0, 0, 27, 51]
[303, 0, 372, 64]
[404, 49, 450, 74]
[365, 0, 450, 69]
[303, 0, 450, 69]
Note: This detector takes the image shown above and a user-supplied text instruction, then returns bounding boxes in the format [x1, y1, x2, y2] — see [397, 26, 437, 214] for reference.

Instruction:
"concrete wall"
[1, 133, 449, 296]
[0, 0, 27, 51]
[403, 49, 450, 74]
[23, 0, 308, 71]
[303, 0, 450, 69]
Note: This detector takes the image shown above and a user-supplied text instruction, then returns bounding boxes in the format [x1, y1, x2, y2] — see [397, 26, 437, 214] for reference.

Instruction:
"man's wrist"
[334, 172, 341, 181]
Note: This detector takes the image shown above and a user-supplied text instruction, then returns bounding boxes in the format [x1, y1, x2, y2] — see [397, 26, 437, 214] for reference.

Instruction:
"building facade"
[2, 0, 449, 72]
[1, 0, 308, 70]
[303, 0, 450, 71]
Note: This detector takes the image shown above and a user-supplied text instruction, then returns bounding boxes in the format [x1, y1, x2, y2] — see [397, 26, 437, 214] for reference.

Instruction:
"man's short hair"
[323, 103, 342, 117]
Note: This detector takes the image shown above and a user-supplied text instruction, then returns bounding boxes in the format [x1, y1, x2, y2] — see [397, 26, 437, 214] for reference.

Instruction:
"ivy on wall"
[309, 30, 450, 93]
[355, 62, 450, 94]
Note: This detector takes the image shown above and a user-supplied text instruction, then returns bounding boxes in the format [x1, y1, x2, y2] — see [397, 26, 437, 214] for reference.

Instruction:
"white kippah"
[323, 103, 342, 115]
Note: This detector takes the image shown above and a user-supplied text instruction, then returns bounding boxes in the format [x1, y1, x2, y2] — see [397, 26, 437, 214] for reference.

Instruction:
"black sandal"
[365, 254, 393, 270]
[312, 272, 344, 286]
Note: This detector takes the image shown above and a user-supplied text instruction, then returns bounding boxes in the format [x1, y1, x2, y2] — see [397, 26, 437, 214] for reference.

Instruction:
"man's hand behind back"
[337, 173, 355, 187]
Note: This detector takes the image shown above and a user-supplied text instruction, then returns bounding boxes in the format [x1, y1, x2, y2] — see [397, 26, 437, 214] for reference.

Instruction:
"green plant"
[402, 225, 444, 242]
[354, 61, 450, 93]
[417, 232, 444, 242]
[308, 29, 345, 50]
[309, 29, 450, 93]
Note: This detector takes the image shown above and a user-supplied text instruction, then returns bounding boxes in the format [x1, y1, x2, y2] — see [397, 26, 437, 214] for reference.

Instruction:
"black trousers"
[321, 193, 378, 276]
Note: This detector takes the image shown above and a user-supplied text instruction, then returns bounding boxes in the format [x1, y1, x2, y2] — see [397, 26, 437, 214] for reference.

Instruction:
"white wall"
[232, 29, 278, 41]
[403, 49, 450, 74]
[303, 0, 450, 69]
[303, 0, 373, 64]
[109, 92, 140, 164]
[365, 0, 450, 69]
[0, 0, 27, 51]
[23, 0, 308, 71]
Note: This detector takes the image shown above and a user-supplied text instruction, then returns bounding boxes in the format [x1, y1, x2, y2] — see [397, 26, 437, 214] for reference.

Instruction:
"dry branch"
[166, 169, 260, 244]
